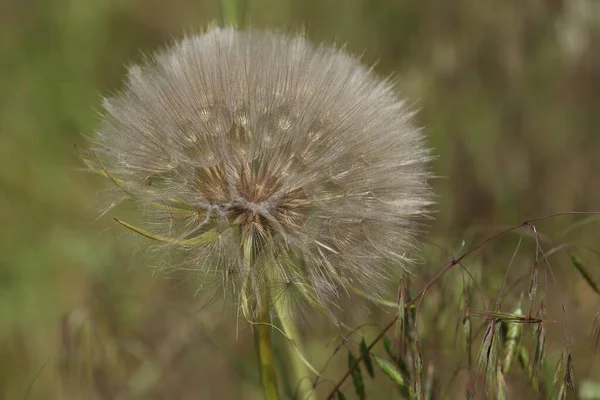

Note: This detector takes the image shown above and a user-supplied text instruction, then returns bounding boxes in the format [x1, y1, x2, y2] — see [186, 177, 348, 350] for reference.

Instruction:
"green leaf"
[348, 351, 366, 400]
[374, 355, 406, 388]
[382, 335, 411, 376]
[360, 338, 374, 378]
[336, 390, 348, 400]
[571, 254, 600, 295]
[383, 336, 395, 360]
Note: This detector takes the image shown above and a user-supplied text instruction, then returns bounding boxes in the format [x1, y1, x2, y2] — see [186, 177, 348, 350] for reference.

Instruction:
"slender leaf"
[360, 338, 374, 378]
[571, 254, 600, 295]
[348, 351, 366, 400]
[383, 336, 395, 360]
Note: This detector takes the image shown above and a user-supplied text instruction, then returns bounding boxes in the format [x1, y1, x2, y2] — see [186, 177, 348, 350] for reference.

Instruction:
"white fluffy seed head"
[88, 28, 434, 320]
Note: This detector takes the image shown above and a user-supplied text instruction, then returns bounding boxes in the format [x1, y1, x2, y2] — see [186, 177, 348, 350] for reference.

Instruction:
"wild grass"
[326, 212, 600, 399]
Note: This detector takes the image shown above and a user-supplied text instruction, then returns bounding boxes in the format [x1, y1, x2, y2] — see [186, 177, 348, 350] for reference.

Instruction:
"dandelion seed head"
[89, 28, 434, 319]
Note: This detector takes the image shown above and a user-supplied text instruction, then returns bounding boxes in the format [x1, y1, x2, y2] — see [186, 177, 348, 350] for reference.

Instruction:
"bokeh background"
[2, 0, 600, 398]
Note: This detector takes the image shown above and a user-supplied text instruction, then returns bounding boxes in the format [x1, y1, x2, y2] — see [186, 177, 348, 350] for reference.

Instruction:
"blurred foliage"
[1, 0, 600, 398]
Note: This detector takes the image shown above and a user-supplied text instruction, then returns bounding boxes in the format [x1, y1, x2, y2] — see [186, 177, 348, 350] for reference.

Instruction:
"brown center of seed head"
[193, 120, 310, 241]
[232, 160, 309, 240]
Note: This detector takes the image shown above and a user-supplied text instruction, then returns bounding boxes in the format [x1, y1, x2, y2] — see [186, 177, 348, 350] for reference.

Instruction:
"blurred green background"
[2, 0, 600, 398]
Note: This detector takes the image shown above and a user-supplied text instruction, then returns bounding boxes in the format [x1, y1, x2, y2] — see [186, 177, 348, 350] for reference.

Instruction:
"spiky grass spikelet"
[87, 27, 433, 320]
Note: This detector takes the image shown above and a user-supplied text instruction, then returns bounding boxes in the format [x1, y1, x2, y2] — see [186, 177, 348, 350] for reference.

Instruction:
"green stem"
[274, 307, 316, 400]
[255, 289, 279, 400]
[220, 0, 240, 27]
[244, 235, 279, 400]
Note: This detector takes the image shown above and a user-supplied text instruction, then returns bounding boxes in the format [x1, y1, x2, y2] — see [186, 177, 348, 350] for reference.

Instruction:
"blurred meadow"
[2, 0, 600, 398]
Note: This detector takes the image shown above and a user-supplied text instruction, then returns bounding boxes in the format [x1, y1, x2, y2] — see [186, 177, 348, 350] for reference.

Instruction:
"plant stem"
[275, 308, 316, 400]
[221, 0, 240, 27]
[244, 234, 279, 400]
[255, 288, 280, 400]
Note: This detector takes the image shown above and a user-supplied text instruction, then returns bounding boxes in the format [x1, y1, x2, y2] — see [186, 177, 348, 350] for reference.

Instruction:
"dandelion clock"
[84, 28, 433, 400]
